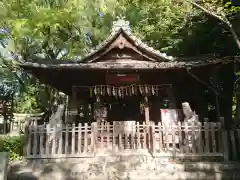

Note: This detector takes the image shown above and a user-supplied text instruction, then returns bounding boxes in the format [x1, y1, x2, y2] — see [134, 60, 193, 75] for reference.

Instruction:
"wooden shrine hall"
[20, 18, 235, 127]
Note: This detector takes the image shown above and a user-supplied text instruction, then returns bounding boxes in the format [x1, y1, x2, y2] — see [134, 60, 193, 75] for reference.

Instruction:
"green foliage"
[122, 0, 192, 53]
[0, 0, 238, 114]
[0, 135, 24, 161]
[14, 84, 40, 113]
[225, 1, 240, 13]
[0, 0, 120, 113]
[14, 81, 57, 113]
[0, 0, 118, 59]
[1, 0, 238, 59]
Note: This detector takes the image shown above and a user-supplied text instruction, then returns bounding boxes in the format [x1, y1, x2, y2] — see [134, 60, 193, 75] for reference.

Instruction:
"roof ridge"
[20, 58, 233, 70]
[74, 18, 175, 62]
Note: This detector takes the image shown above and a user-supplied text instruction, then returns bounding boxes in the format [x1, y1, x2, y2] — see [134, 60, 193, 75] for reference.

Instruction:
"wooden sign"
[105, 73, 139, 85]
[160, 109, 179, 143]
[160, 109, 178, 126]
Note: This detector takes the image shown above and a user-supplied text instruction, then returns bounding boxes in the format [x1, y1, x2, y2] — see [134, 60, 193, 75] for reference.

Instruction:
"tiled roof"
[20, 58, 233, 70]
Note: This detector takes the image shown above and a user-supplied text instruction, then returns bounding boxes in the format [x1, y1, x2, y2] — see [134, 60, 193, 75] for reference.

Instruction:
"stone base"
[7, 154, 240, 180]
[0, 152, 9, 180]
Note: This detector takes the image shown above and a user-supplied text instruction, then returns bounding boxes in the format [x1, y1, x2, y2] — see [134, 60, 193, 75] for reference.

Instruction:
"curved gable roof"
[78, 18, 174, 63]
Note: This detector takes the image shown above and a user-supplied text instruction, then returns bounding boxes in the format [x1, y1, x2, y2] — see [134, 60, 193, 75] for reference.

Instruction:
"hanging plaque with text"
[105, 73, 139, 85]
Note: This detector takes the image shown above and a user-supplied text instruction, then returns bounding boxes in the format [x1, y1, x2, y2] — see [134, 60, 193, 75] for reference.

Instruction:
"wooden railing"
[25, 121, 235, 159]
[225, 128, 240, 160]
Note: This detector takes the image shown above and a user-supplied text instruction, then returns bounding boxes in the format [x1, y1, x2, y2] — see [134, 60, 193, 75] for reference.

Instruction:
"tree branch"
[186, 0, 226, 23]
[185, 0, 240, 49]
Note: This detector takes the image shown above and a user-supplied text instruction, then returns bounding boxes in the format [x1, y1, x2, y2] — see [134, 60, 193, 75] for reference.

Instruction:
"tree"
[121, 0, 193, 54]
[0, 0, 120, 112]
[185, 0, 240, 49]
[183, 0, 240, 124]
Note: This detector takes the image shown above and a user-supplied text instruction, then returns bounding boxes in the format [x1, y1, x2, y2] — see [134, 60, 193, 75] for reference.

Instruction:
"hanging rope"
[73, 84, 172, 97]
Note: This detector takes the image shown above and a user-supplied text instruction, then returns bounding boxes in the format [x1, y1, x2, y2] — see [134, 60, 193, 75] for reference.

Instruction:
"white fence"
[25, 121, 232, 160]
[0, 113, 42, 134]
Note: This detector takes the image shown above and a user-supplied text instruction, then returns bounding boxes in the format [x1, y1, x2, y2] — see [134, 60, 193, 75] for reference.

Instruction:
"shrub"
[0, 135, 25, 161]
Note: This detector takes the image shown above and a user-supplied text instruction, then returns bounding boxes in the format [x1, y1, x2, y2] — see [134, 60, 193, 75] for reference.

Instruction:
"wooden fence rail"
[26, 121, 237, 160]
[0, 113, 42, 134]
[225, 128, 240, 161]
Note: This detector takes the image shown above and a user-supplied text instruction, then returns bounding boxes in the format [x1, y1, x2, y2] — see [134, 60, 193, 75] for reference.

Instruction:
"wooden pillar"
[64, 95, 69, 123]
[166, 85, 176, 109]
[67, 86, 77, 124]
[199, 86, 209, 121]
[144, 96, 150, 124]
[219, 64, 234, 129]
[236, 91, 240, 123]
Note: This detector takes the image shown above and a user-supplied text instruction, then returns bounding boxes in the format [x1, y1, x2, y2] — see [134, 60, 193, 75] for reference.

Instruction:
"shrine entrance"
[106, 96, 143, 122]
[68, 82, 177, 126]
